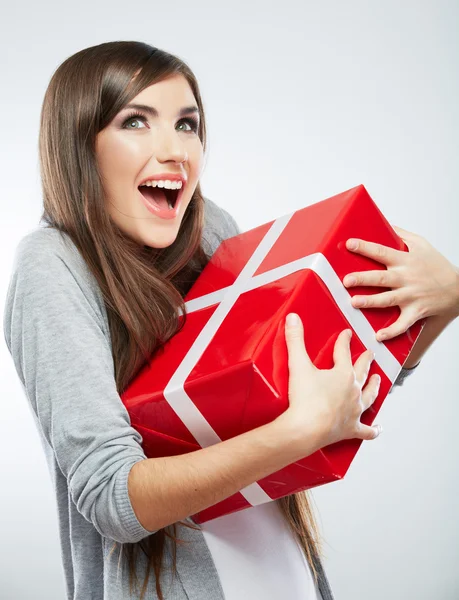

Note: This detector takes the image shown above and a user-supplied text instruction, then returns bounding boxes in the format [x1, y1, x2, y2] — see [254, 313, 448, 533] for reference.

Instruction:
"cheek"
[97, 134, 144, 185]
[109, 139, 143, 176]
[190, 143, 204, 177]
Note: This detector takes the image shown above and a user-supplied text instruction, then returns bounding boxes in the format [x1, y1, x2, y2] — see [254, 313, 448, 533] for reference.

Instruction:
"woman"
[3, 41, 459, 600]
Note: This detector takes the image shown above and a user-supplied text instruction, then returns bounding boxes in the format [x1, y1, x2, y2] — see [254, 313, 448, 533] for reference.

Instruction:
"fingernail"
[347, 239, 358, 250]
[286, 313, 299, 326]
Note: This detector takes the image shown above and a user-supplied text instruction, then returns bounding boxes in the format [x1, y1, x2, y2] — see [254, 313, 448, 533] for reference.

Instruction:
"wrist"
[448, 264, 459, 319]
[271, 411, 324, 462]
[454, 267, 459, 319]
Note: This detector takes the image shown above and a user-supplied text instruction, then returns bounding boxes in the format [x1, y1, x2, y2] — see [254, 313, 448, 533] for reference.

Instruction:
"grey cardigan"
[3, 196, 418, 599]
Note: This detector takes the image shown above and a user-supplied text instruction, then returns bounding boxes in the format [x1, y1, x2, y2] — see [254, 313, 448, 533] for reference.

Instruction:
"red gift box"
[121, 184, 425, 524]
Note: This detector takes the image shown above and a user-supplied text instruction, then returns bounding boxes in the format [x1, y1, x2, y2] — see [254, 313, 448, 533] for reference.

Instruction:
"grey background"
[1, 1, 458, 598]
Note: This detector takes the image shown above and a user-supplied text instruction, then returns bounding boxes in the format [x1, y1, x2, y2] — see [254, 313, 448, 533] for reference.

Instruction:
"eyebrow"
[122, 103, 199, 118]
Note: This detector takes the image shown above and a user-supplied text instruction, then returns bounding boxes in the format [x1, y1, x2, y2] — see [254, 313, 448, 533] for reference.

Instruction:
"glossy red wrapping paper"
[121, 184, 425, 523]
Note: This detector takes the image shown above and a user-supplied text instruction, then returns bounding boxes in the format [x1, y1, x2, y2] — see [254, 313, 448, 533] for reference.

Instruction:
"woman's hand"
[279, 317, 382, 453]
[343, 225, 459, 342]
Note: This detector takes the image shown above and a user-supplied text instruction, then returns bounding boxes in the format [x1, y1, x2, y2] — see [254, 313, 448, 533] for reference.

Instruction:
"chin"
[115, 221, 177, 249]
[140, 232, 179, 249]
[144, 241, 175, 249]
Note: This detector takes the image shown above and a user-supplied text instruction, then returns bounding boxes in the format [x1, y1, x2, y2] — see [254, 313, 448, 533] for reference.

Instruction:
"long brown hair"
[38, 40, 325, 599]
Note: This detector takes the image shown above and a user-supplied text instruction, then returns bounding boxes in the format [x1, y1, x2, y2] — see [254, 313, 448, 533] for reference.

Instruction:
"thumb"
[356, 423, 383, 441]
[284, 313, 314, 371]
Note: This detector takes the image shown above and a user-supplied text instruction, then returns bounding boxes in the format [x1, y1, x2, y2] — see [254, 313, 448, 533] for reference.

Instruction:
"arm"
[3, 235, 151, 543]
[4, 231, 317, 541]
[389, 293, 459, 391]
[402, 312, 457, 369]
[388, 310, 459, 392]
[128, 417, 317, 532]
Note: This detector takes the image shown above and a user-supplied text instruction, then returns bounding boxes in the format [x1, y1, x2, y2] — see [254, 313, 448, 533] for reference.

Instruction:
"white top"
[200, 500, 323, 599]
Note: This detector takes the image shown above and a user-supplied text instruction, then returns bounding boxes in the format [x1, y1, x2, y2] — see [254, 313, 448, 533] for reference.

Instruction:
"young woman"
[4, 41, 459, 600]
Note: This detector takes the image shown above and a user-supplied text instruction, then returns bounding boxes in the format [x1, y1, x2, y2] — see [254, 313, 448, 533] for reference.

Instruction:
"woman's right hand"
[277, 313, 382, 455]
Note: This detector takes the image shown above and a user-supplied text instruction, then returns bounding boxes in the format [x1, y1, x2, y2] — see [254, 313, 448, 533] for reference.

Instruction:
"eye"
[121, 112, 199, 134]
[121, 112, 148, 130]
[177, 117, 199, 133]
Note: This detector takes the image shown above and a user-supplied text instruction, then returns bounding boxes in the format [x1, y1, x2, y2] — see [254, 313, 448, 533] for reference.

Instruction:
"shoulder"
[202, 197, 241, 256]
[13, 226, 82, 270]
[4, 226, 109, 345]
[9, 227, 74, 297]
[204, 196, 241, 236]
[11, 226, 102, 298]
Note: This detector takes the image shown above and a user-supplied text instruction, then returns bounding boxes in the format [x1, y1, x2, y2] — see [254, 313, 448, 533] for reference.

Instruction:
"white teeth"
[141, 179, 183, 189]
[139, 179, 182, 210]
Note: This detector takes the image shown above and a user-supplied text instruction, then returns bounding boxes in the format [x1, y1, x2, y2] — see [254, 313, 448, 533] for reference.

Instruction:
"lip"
[137, 173, 187, 187]
[137, 181, 185, 220]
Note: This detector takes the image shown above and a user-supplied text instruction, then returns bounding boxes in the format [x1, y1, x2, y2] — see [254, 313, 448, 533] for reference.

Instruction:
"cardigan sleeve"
[3, 232, 156, 543]
[389, 361, 421, 393]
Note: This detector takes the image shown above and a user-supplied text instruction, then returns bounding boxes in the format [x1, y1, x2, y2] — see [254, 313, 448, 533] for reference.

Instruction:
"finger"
[376, 313, 418, 342]
[332, 329, 353, 368]
[391, 225, 419, 252]
[284, 313, 315, 371]
[355, 422, 383, 441]
[343, 268, 398, 289]
[361, 373, 382, 411]
[346, 238, 401, 267]
[392, 225, 415, 239]
[353, 348, 375, 386]
[351, 290, 399, 309]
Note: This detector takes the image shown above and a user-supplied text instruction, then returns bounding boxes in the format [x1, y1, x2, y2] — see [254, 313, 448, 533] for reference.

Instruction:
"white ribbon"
[163, 212, 402, 507]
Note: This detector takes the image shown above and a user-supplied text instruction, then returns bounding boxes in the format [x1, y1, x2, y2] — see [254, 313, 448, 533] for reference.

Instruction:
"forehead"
[128, 74, 196, 109]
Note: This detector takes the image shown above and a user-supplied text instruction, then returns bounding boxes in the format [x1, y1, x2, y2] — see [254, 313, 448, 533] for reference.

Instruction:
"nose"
[153, 126, 188, 164]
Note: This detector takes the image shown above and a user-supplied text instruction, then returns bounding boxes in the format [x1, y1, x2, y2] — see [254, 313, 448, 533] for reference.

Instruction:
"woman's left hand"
[343, 226, 459, 342]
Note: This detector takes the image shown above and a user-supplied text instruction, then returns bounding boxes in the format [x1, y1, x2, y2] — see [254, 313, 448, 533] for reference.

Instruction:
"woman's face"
[95, 74, 204, 248]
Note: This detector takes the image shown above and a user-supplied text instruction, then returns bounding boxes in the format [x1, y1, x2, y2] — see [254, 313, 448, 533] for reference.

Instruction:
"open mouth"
[137, 185, 181, 210]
